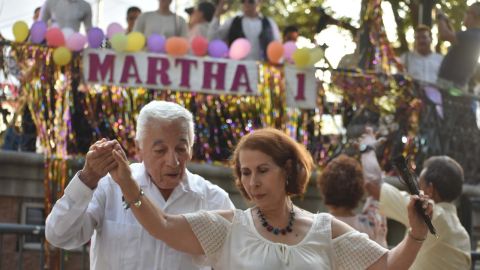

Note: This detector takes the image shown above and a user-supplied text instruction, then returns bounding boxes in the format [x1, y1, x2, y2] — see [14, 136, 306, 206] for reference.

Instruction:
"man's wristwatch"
[359, 144, 375, 154]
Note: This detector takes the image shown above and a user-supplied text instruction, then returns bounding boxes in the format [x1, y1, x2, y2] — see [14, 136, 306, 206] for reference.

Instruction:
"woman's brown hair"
[317, 154, 364, 210]
[231, 128, 314, 200]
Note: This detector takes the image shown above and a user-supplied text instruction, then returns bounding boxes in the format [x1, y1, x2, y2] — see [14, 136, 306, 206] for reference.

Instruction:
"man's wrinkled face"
[137, 119, 192, 190]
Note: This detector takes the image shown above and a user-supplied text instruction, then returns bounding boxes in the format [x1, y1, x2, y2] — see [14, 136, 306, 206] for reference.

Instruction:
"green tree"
[260, 1, 325, 39]
[255, 0, 468, 52]
[385, 0, 468, 53]
[219, 0, 327, 40]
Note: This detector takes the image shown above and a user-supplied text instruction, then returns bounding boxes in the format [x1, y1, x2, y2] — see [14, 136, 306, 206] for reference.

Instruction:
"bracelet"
[408, 228, 426, 243]
[122, 188, 144, 210]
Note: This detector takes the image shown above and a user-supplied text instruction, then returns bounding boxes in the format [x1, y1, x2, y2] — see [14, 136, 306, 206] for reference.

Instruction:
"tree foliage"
[219, 0, 325, 39]
[253, 0, 469, 52]
[259, 1, 325, 39]
[385, 0, 468, 53]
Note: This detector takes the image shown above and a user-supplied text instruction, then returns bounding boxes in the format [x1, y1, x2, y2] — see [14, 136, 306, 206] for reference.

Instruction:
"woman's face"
[239, 149, 287, 208]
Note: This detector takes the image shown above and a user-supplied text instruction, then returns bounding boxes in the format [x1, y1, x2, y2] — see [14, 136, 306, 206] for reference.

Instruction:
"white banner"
[83, 49, 318, 108]
[83, 49, 259, 96]
[285, 66, 317, 109]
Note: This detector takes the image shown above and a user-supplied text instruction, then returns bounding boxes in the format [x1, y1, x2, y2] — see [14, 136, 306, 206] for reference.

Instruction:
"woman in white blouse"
[109, 128, 432, 270]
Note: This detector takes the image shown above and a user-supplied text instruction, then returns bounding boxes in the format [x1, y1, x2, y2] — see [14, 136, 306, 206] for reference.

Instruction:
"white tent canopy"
[0, 0, 194, 39]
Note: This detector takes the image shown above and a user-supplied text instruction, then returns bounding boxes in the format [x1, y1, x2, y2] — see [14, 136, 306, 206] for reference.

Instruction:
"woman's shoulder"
[208, 209, 238, 223]
[330, 215, 355, 239]
[310, 211, 333, 227]
[291, 208, 331, 221]
[295, 210, 333, 236]
[208, 208, 251, 224]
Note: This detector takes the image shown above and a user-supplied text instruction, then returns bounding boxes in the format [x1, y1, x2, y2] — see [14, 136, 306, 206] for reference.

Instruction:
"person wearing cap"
[208, 0, 281, 60]
[186, 2, 215, 41]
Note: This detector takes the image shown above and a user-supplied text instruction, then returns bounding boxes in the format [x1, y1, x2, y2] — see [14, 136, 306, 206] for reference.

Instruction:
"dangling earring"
[286, 175, 291, 187]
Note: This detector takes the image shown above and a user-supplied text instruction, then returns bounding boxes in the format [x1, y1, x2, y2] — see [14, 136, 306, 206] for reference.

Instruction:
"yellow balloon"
[53, 46, 72, 66]
[292, 48, 310, 68]
[126, 32, 146, 52]
[308, 47, 324, 66]
[12, 21, 29, 42]
[110, 33, 128, 52]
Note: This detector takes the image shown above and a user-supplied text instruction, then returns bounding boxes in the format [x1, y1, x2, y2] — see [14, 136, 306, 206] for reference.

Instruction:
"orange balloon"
[165, 37, 189, 57]
[267, 41, 284, 64]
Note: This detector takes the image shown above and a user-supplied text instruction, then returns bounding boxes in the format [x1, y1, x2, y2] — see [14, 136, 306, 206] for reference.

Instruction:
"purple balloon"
[208, 39, 229, 58]
[87, 27, 104, 48]
[30, 21, 47, 44]
[147, 34, 166, 53]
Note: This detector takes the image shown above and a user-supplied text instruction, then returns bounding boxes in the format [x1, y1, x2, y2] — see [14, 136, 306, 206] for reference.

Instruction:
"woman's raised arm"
[110, 148, 234, 255]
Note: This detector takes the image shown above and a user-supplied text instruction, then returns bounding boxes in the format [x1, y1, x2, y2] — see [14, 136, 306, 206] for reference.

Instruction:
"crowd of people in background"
[335, 3, 480, 95]
[27, 0, 291, 61]
[23, 0, 480, 89]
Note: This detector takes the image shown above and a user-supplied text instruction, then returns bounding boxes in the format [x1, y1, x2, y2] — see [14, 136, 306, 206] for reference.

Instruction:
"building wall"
[0, 151, 88, 269]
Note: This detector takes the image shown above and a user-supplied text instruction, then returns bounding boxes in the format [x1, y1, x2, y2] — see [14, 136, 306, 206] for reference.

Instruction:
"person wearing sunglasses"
[185, 2, 216, 42]
[208, 0, 281, 61]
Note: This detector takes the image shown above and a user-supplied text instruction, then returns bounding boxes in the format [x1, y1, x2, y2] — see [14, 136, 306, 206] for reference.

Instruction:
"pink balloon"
[106, 23, 124, 39]
[191, 36, 209, 56]
[66, 33, 87, 51]
[229, 38, 251, 60]
[283, 41, 297, 63]
[45, 27, 65, 47]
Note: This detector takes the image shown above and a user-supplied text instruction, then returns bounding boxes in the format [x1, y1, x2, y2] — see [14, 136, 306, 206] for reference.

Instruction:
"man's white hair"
[135, 101, 195, 149]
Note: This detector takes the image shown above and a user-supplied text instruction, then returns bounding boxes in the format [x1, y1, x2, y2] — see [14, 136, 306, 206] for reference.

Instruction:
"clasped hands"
[78, 139, 132, 189]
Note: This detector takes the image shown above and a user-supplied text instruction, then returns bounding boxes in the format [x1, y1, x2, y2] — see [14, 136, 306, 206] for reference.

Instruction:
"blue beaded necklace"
[256, 207, 295, 235]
